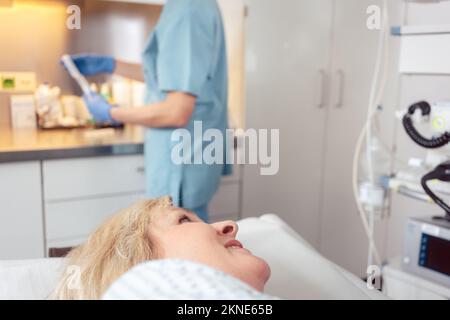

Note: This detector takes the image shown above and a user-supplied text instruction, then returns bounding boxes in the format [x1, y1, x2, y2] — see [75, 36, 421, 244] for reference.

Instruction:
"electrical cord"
[421, 162, 450, 221]
[402, 101, 450, 149]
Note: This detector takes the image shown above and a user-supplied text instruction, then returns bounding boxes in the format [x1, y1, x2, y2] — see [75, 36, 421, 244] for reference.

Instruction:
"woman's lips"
[224, 239, 244, 249]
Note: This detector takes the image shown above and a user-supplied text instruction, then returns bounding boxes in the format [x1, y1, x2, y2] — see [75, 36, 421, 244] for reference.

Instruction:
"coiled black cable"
[421, 165, 450, 221]
[402, 101, 450, 149]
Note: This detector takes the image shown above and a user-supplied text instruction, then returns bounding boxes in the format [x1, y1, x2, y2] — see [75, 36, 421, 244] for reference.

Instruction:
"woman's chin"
[259, 258, 272, 286]
[248, 256, 271, 292]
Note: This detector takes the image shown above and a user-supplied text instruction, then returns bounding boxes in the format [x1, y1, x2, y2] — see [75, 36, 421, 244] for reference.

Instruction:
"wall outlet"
[0, 72, 37, 92]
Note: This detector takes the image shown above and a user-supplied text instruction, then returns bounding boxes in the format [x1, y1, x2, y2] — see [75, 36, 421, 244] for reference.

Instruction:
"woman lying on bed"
[51, 196, 271, 300]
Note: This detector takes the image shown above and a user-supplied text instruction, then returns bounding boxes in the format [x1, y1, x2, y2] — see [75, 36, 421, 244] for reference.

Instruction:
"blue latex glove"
[83, 92, 118, 124]
[67, 54, 116, 77]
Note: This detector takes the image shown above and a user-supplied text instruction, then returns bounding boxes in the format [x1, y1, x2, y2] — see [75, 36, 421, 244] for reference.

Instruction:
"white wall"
[0, 0, 81, 128]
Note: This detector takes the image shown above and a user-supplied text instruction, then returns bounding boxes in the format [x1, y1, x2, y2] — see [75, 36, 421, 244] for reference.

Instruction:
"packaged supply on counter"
[10, 95, 37, 129]
[35, 83, 64, 128]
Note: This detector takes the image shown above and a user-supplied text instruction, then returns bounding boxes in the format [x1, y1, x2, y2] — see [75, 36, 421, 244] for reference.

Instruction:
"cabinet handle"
[317, 69, 327, 109]
[335, 69, 345, 108]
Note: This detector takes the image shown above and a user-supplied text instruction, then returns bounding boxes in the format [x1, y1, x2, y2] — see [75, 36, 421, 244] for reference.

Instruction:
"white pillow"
[0, 259, 63, 300]
[237, 214, 387, 300]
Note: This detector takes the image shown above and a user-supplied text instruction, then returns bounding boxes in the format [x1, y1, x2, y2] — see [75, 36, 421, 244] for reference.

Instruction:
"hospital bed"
[0, 214, 387, 300]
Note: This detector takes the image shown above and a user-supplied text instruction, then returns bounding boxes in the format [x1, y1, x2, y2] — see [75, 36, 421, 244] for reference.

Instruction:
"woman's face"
[151, 206, 271, 292]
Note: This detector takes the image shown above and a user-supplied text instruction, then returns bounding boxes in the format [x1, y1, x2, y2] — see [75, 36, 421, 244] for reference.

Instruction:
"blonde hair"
[51, 196, 172, 300]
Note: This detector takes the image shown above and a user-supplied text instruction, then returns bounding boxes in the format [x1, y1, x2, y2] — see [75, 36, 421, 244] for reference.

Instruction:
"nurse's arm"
[110, 92, 195, 128]
[114, 60, 145, 82]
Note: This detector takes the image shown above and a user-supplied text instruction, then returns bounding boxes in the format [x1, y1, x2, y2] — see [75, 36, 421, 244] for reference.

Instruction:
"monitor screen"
[419, 233, 450, 277]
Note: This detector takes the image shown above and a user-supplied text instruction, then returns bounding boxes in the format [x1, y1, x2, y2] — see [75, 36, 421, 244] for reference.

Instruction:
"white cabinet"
[243, 0, 403, 276]
[242, 0, 334, 248]
[0, 162, 44, 259]
[46, 193, 146, 250]
[42, 155, 146, 254]
[319, 0, 402, 276]
[0, 153, 243, 259]
[43, 155, 146, 201]
[42, 156, 242, 254]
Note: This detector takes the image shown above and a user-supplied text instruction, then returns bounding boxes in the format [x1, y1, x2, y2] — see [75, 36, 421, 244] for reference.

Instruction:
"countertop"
[0, 126, 145, 163]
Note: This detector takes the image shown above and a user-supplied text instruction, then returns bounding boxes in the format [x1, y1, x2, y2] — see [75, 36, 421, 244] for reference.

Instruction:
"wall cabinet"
[243, 0, 403, 276]
[318, 0, 401, 275]
[242, 0, 334, 249]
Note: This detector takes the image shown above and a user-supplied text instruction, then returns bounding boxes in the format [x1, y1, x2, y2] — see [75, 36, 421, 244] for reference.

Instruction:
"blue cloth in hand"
[68, 54, 116, 77]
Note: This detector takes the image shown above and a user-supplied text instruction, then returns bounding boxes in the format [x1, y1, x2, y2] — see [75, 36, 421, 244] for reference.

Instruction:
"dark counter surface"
[0, 126, 144, 163]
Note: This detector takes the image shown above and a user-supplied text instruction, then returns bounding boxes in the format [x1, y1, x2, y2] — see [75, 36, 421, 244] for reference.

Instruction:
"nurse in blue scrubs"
[70, 0, 230, 222]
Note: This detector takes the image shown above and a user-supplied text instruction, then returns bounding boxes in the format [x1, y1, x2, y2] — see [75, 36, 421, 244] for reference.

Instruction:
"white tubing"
[353, 120, 382, 266]
[353, 0, 390, 268]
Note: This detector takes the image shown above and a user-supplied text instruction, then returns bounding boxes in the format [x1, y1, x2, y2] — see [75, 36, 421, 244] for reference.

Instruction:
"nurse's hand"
[68, 54, 116, 77]
[83, 92, 120, 124]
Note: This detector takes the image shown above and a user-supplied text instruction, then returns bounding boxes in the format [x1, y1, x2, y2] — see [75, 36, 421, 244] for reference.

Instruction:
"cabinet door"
[242, 0, 334, 247]
[218, 0, 246, 130]
[319, 0, 402, 275]
[0, 162, 44, 259]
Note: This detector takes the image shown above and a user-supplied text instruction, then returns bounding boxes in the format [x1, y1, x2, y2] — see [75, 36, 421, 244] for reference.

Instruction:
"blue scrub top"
[142, 0, 230, 209]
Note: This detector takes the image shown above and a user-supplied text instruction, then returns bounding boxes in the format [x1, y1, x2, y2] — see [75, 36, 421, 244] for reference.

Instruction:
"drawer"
[209, 182, 240, 218]
[43, 155, 145, 201]
[45, 193, 146, 243]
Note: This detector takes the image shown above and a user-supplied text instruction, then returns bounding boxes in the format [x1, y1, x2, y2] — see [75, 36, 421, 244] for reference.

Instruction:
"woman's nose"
[212, 220, 238, 238]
